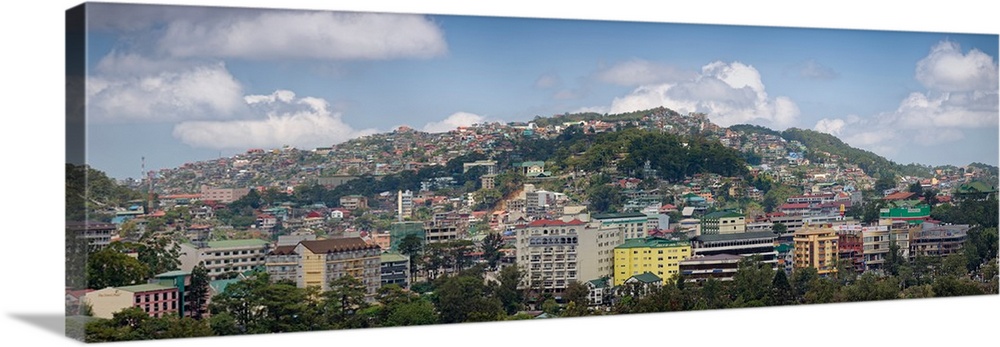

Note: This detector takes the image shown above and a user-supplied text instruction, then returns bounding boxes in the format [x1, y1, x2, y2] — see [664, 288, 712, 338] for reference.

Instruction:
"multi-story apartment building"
[612, 237, 692, 286]
[699, 211, 747, 235]
[389, 221, 425, 252]
[592, 212, 648, 240]
[265, 237, 382, 296]
[836, 226, 865, 273]
[862, 225, 890, 270]
[909, 223, 970, 258]
[397, 190, 414, 220]
[690, 231, 778, 268]
[679, 254, 743, 283]
[339, 195, 368, 210]
[380, 253, 410, 288]
[577, 222, 626, 285]
[199, 186, 251, 204]
[179, 239, 271, 280]
[514, 219, 589, 294]
[425, 223, 459, 244]
[793, 226, 839, 276]
[66, 220, 115, 250]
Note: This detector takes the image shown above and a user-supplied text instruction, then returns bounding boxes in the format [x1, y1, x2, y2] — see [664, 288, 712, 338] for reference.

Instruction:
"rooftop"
[693, 231, 777, 243]
[592, 212, 648, 220]
[702, 211, 744, 219]
[204, 239, 270, 249]
[380, 252, 409, 263]
[616, 237, 689, 249]
[117, 283, 175, 293]
[301, 237, 380, 253]
[628, 272, 662, 284]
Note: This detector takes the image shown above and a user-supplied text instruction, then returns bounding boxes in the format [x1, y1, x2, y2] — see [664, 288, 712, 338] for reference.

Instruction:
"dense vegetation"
[66, 163, 144, 221]
[780, 128, 931, 178]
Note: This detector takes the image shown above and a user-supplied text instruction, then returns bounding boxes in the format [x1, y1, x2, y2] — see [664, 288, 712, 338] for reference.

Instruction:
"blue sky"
[79, 2, 999, 179]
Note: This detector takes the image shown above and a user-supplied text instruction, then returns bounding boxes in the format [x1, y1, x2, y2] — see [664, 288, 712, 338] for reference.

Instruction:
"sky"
[77, 2, 999, 180]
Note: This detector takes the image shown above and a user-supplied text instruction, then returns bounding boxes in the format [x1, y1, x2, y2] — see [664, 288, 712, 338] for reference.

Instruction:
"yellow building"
[793, 225, 839, 275]
[265, 237, 382, 297]
[613, 237, 692, 286]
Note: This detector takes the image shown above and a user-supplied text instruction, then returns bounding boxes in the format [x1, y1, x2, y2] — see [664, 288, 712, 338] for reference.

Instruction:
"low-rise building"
[339, 195, 368, 210]
[690, 231, 778, 268]
[83, 283, 179, 319]
[380, 253, 410, 288]
[909, 223, 970, 258]
[699, 211, 746, 235]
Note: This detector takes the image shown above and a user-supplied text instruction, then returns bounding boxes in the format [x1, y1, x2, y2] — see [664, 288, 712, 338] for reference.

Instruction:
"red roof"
[779, 203, 810, 210]
[306, 211, 324, 218]
[884, 191, 917, 201]
[526, 219, 587, 227]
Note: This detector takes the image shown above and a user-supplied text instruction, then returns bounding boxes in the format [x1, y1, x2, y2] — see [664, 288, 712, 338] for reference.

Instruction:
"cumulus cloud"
[596, 59, 696, 86]
[158, 11, 447, 61]
[813, 40, 998, 159]
[916, 40, 998, 92]
[86, 62, 247, 123]
[172, 90, 377, 150]
[422, 112, 486, 133]
[598, 61, 800, 129]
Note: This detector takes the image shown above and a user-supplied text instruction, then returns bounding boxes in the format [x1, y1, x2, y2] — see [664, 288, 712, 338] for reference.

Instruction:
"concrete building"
[462, 160, 498, 175]
[909, 223, 970, 258]
[679, 254, 743, 283]
[83, 283, 179, 319]
[265, 237, 382, 296]
[793, 226, 839, 276]
[592, 212, 648, 240]
[179, 239, 271, 280]
[690, 231, 778, 268]
[613, 237, 692, 286]
[339, 195, 368, 210]
[397, 190, 414, 220]
[425, 223, 460, 244]
[380, 253, 410, 288]
[699, 211, 747, 235]
[481, 174, 497, 190]
[66, 220, 115, 250]
[199, 186, 251, 204]
[861, 225, 890, 271]
[514, 219, 590, 294]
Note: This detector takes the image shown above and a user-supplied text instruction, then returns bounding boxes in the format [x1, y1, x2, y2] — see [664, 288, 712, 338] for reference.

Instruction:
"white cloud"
[814, 118, 847, 136]
[916, 40, 998, 92]
[422, 112, 486, 133]
[796, 59, 839, 80]
[596, 59, 696, 86]
[600, 61, 800, 129]
[86, 62, 247, 122]
[172, 91, 377, 150]
[812, 40, 998, 159]
[158, 11, 447, 61]
[534, 73, 561, 89]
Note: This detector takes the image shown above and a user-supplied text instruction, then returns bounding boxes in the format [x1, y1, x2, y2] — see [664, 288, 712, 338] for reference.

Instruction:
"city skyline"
[79, 3, 999, 180]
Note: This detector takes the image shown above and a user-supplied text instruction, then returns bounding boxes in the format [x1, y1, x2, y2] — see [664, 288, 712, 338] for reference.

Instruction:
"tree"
[841, 272, 900, 302]
[562, 280, 592, 317]
[396, 234, 424, 283]
[322, 275, 371, 329]
[494, 265, 524, 315]
[86, 247, 149, 289]
[791, 267, 819, 303]
[885, 242, 905, 277]
[480, 232, 505, 269]
[185, 264, 210, 319]
[768, 270, 794, 306]
[434, 275, 504, 323]
[730, 256, 774, 306]
[772, 222, 788, 235]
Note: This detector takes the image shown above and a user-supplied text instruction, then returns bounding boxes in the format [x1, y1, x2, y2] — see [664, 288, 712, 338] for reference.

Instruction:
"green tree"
[86, 247, 149, 289]
[841, 272, 900, 302]
[434, 275, 504, 323]
[185, 264, 210, 319]
[494, 265, 525, 315]
[322, 275, 371, 329]
[772, 222, 788, 235]
[730, 256, 774, 306]
[791, 267, 819, 303]
[396, 234, 424, 283]
[480, 232, 505, 269]
[768, 270, 794, 306]
[561, 280, 591, 317]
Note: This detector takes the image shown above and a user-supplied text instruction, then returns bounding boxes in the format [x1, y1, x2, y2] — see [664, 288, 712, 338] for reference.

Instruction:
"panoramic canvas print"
[66, 1, 999, 343]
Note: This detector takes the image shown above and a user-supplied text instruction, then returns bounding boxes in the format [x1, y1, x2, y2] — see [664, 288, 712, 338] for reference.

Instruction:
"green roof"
[209, 279, 241, 294]
[775, 243, 794, 253]
[587, 277, 610, 289]
[693, 231, 777, 243]
[616, 237, 689, 249]
[206, 239, 270, 249]
[629, 272, 662, 284]
[380, 253, 409, 263]
[117, 283, 175, 293]
[957, 181, 997, 194]
[592, 212, 648, 220]
[701, 211, 744, 219]
[154, 270, 191, 278]
[516, 161, 546, 167]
